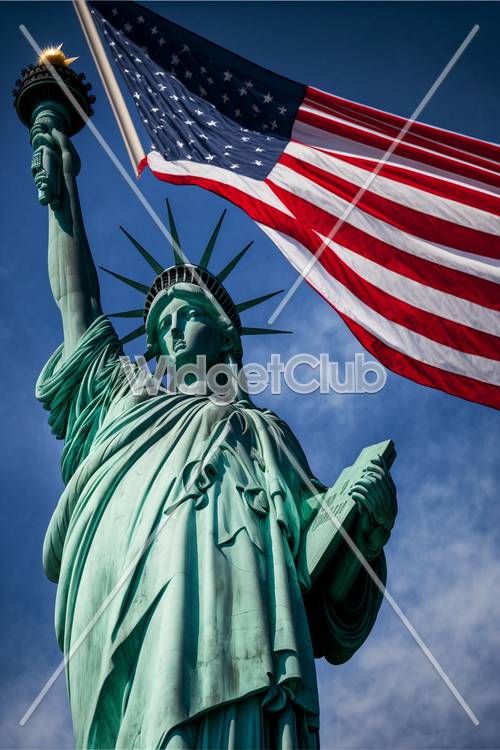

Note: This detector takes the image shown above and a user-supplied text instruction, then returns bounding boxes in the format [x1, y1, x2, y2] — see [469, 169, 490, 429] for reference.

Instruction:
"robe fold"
[36, 316, 386, 750]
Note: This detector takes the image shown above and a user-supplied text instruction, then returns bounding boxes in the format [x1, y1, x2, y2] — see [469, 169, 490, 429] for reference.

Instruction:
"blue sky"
[1, 1, 500, 748]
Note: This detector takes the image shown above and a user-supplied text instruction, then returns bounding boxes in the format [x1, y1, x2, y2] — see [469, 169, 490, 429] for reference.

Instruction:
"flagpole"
[72, 0, 145, 177]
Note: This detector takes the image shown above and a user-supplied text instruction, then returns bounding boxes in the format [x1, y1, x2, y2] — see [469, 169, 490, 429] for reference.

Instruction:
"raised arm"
[30, 105, 102, 359]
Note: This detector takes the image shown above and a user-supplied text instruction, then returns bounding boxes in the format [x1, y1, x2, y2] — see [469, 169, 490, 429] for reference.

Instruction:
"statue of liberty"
[19, 48, 397, 750]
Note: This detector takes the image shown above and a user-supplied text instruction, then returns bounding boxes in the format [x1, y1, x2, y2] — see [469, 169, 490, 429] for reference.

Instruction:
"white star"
[253, 160, 263, 166]
[134, 57, 142, 64]
[244, 80, 254, 88]
[133, 91, 141, 99]
[252, 104, 261, 114]
[200, 65, 207, 75]
[230, 164, 240, 170]
[137, 15, 144, 23]
[206, 120, 217, 127]
[109, 41, 116, 47]
[194, 109, 204, 115]
[205, 154, 215, 161]
[159, 84, 167, 91]
[124, 21, 132, 32]
[124, 68, 130, 74]
[112, 7, 118, 15]
[135, 72, 142, 79]
[159, 37, 166, 46]
[185, 120, 194, 125]
[238, 87, 247, 96]
[199, 85, 207, 96]
[186, 155, 193, 160]
[241, 136, 250, 142]
[221, 93, 229, 103]
[278, 105, 287, 116]
[270, 120, 277, 130]
[176, 140, 184, 148]
[182, 44, 190, 53]
[223, 70, 233, 81]
[184, 70, 192, 79]
[154, 71, 165, 76]
[199, 134, 209, 140]
[207, 77, 214, 85]
[234, 108, 241, 117]
[169, 94, 180, 101]
[171, 54, 179, 65]
[151, 107, 159, 113]
[255, 147, 264, 152]
[225, 145, 234, 149]
[263, 92, 274, 104]
[151, 26, 158, 35]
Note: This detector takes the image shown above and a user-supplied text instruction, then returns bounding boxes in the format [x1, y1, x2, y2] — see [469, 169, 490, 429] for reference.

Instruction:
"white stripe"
[285, 141, 500, 236]
[316, 231, 500, 337]
[307, 86, 500, 160]
[147, 151, 294, 218]
[290, 119, 500, 196]
[303, 97, 500, 171]
[299, 103, 500, 179]
[267, 161, 500, 284]
[258, 226, 500, 386]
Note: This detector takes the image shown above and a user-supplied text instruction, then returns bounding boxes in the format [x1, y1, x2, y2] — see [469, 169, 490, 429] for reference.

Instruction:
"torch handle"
[29, 102, 71, 210]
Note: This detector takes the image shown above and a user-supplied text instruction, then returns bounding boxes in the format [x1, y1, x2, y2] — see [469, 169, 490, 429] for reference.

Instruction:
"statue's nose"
[171, 311, 182, 337]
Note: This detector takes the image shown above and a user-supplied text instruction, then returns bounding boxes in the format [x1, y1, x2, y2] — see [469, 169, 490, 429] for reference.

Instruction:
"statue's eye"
[188, 308, 201, 319]
[161, 315, 171, 331]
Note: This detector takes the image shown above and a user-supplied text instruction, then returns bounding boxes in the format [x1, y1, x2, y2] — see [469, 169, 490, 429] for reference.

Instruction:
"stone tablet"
[302, 439, 396, 583]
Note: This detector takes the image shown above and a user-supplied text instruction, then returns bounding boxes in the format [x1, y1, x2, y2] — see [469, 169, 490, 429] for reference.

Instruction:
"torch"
[13, 45, 95, 208]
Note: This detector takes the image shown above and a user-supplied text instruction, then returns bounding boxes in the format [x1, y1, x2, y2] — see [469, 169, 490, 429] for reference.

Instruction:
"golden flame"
[38, 43, 78, 67]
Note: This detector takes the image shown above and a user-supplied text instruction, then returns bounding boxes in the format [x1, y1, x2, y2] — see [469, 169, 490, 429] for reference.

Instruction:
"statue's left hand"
[348, 456, 397, 560]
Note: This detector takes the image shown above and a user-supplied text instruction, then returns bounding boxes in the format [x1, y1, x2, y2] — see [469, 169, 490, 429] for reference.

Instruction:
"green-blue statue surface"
[30, 103, 397, 749]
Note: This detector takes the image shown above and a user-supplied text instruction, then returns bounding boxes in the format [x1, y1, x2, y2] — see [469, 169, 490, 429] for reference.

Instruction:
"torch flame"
[38, 43, 78, 67]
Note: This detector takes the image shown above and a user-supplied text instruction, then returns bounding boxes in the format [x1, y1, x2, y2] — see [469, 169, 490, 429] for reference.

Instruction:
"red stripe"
[306, 86, 500, 166]
[318, 150, 500, 218]
[268, 175, 500, 312]
[147, 161, 500, 394]
[340, 311, 500, 410]
[296, 108, 500, 190]
[303, 97, 500, 175]
[279, 152, 500, 261]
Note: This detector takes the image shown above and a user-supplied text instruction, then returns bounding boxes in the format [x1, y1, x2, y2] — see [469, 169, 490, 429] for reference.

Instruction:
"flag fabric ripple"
[90, 0, 500, 409]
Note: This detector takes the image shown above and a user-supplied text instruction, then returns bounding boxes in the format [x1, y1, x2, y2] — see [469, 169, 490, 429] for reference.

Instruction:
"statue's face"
[154, 286, 224, 369]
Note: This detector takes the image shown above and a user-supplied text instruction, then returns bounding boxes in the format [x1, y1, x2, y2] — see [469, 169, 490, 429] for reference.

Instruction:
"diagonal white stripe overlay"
[267, 24, 480, 325]
[18, 19, 479, 731]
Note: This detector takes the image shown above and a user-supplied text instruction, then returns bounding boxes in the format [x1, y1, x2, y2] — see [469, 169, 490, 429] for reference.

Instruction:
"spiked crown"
[101, 201, 291, 352]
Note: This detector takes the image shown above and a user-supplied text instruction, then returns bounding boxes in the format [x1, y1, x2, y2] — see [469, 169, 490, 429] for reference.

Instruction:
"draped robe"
[37, 316, 386, 749]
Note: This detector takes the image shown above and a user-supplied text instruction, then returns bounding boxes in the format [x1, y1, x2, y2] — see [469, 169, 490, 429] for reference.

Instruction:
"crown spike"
[166, 199, 185, 266]
[99, 266, 150, 294]
[108, 309, 144, 318]
[142, 348, 158, 362]
[236, 289, 284, 313]
[241, 326, 292, 336]
[199, 209, 226, 269]
[119, 324, 146, 345]
[216, 241, 253, 283]
[120, 226, 164, 275]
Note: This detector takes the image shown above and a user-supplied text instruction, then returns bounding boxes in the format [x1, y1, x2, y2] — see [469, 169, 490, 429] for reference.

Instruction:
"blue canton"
[90, 1, 305, 179]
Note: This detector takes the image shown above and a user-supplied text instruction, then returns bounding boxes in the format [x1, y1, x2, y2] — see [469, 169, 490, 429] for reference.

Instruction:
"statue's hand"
[29, 119, 80, 209]
[348, 456, 397, 560]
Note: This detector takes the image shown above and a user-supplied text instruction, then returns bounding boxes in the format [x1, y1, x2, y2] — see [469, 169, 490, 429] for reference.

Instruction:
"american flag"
[90, 0, 500, 410]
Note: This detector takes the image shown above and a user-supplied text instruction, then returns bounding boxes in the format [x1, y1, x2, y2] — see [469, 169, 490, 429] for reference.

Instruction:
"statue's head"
[103, 204, 290, 388]
[145, 269, 243, 369]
